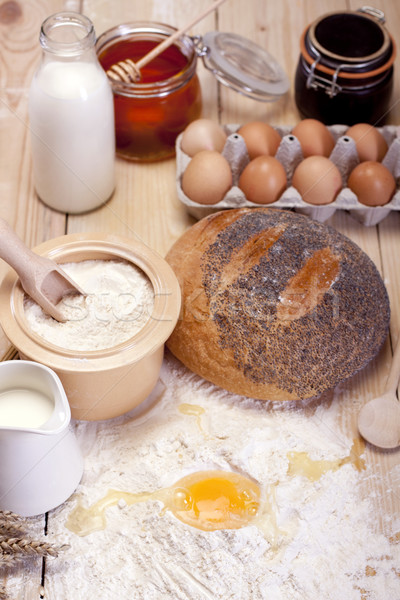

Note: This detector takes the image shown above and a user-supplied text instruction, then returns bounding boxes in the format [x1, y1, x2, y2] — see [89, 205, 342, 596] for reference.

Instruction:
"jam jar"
[294, 7, 396, 125]
[96, 22, 202, 161]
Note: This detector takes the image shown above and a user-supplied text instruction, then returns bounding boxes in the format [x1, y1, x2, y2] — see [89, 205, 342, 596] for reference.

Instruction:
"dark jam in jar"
[96, 23, 202, 161]
[294, 10, 396, 125]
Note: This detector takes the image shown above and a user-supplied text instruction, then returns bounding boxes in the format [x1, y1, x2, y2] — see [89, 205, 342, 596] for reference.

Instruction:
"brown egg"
[292, 156, 342, 205]
[181, 150, 232, 205]
[180, 119, 227, 156]
[345, 123, 388, 162]
[237, 122, 282, 159]
[347, 161, 396, 206]
[291, 119, 335, 157]
[238, 156, 287, 204]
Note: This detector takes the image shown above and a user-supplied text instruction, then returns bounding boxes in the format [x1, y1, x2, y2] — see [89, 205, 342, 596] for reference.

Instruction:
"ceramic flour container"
[0, 234, 181, 421]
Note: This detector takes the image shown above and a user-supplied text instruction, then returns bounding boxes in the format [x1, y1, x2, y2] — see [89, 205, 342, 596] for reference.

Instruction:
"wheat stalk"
[0, 512, 66, 599]
[0, 512, 21, 523]
[0, 537, 60, 558]
[0, 553, 24, 567]
[0, 518, 26, 537]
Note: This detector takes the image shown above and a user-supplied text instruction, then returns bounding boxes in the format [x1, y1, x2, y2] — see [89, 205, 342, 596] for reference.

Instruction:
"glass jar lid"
[197, 32, 289, 102]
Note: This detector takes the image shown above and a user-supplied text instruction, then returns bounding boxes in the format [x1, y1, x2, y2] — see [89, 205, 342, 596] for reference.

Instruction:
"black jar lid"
[301, 8, 396, 79]
[196, 31, 289, 102]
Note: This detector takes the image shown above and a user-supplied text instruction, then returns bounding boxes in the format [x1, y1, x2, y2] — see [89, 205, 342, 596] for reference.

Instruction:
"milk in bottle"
[29, 12, 115, 213]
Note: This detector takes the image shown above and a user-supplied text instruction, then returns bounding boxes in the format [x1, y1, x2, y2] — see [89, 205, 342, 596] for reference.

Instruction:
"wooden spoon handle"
[385, 335, 400, 396]
[0, 218, 83, 322]
[0, 218, 69, 298]
[135, 0, 227, 72]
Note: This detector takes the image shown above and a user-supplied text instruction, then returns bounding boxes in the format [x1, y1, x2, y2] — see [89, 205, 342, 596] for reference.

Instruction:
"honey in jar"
[96, 22, 202, 161]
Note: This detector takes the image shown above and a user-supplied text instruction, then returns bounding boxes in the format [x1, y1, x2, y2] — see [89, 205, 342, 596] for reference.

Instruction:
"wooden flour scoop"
[0, 219, 84, 322]
[358, 336, 400, 449]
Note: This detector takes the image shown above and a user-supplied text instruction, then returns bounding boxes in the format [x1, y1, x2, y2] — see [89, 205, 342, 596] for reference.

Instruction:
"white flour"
[23, 259, 154, 351]
[27, 353, 399, 600]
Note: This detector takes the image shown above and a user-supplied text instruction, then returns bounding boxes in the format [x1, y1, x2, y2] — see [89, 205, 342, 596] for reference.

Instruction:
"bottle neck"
[39, 12, 96, 58]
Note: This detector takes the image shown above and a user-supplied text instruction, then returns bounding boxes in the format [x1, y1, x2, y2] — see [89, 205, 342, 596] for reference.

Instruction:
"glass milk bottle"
[29, 12, 115, 213]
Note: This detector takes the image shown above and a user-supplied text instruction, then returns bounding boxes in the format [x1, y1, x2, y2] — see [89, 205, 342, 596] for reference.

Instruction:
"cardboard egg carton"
[176, 124, 400, 226]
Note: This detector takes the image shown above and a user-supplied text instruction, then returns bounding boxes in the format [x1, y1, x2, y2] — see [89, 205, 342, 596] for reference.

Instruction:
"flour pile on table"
[41, 353, 398, 600]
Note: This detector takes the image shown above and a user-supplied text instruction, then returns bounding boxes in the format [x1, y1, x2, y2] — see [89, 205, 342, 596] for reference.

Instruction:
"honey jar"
[294, 7, 396, 125]
[96, 24, 289, 161]
[96, 22, 202, 161]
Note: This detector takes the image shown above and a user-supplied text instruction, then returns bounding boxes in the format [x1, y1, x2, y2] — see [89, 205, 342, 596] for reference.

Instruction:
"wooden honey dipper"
[106, 0, 227, 83]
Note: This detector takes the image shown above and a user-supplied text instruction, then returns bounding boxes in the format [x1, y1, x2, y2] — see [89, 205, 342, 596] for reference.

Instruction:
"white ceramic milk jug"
[28, 12, 116, 214]
[0, 360, 83, 517]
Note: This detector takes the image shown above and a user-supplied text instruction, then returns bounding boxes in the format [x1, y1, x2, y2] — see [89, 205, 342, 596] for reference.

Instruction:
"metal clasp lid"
[358, 6, 385, 24]
[306, 52, 343, 97]
[193, 31, 289, 102]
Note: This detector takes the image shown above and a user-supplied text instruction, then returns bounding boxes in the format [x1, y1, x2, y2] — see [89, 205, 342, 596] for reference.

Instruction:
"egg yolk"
[168, 471, 261, 531]
[66, 470, 261, 536]
[66, 444, 364, 538]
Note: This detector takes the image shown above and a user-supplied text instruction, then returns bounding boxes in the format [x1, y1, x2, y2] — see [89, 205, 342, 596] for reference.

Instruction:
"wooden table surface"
[0, 0, 399, 598]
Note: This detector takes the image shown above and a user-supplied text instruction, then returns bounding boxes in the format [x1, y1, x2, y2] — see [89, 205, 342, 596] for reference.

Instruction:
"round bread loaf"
[166, 208, 390, 401]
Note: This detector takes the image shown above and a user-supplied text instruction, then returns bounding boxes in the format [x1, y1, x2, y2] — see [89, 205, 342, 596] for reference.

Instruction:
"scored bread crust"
[166, 208, 390, 401]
